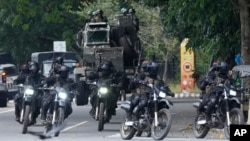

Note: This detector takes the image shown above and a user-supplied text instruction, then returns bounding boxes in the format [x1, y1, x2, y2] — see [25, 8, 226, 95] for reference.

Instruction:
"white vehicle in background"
[0, 53, 18, 107]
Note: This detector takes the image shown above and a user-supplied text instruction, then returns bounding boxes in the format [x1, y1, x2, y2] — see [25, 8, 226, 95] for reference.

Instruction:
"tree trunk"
[163, 52, 168, 83]
[238, 0, 250, 124]
[239, 0, 250, 64]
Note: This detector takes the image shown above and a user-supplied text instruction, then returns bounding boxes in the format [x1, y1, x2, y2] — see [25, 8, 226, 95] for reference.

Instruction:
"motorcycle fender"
[124, 121, 134, 126]
[229, 97, 241, 105]
[58, 100, 66, 107]
[159, 98, 173, 107]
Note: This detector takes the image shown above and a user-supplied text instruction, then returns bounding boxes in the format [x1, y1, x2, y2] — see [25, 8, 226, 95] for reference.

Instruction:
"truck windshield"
[3, 66, 17, 75]
[87, 30, 108, 44]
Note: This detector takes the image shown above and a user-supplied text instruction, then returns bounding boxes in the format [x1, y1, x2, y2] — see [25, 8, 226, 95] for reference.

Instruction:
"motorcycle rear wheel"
[98, 102, 105, 131]
[192, 112, 209, 138]
[224, 108, 245, 139]
[120, 118, 137, 140]
[22, 105, 31, 134]
[151, 108, 172, 140]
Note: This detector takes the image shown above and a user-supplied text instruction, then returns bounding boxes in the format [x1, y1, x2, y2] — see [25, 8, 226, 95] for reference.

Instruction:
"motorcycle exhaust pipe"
[52, 110, 56, 124]
[95, 106, 99, 120]
[20, 109, 24, 123]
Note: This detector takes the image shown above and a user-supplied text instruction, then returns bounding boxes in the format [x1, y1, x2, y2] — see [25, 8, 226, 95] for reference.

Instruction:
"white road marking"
[0, 109, 14, 114]
[108, 133, 227, 141]
[61, 121, 88, 132]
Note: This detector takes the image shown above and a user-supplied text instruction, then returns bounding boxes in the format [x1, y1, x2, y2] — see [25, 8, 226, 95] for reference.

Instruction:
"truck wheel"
[76, 81, 89, 106]
[0, 92, 8, 107]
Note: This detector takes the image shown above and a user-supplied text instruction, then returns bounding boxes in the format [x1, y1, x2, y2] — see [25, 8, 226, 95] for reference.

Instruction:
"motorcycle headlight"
[229, 90, 237, 96]
[159, 91, 166, 98]
[99, 87, 108, 94]
[24, 88, 34, 95]
[58, 92, 67, 99]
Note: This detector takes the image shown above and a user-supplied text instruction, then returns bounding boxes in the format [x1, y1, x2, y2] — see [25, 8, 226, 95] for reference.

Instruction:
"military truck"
[74, 14, 143, 106]
[31, 51, 78, 79]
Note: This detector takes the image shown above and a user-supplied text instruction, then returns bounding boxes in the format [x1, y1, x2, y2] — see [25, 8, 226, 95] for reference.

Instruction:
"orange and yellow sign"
[180, 38, 195, 92]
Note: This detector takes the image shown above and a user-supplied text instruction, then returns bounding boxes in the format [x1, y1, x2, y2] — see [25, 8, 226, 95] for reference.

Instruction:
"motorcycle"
[40, 85, 69, 137]
[16, 84, 36, 134]
[88, 78, 118, 131]
[120, 80, 174, 140]
[192, 80, 245, 139]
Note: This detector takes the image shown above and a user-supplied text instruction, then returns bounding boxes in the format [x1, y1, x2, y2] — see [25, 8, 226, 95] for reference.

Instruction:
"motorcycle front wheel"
[98, 102, 105, 131]
[151, 108, 172, 140]
[120, 118, 136, 140]
[192, 112, 209, 138]
[22, 105, 31, 134]
[224, 108, 245, 139]
[54, 107, 65, 137]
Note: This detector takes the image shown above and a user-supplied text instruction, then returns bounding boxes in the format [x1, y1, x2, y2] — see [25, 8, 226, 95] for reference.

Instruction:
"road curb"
[173, 92, 200, 98]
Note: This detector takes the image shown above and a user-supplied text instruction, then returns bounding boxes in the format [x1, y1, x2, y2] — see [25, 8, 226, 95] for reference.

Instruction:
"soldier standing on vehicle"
[86, 10, 94, 23]
[128, 8, 139, 31]
[93, 9, 108, 22]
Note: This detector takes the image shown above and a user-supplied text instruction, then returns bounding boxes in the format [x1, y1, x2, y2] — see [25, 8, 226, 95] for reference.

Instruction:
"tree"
[163, 0, 241, 68]
[161, 0, 250, 124]
[0, 0, 83, 63]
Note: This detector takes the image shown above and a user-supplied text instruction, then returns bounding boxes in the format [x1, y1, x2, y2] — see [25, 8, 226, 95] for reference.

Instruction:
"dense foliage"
[0, 0, 247, 71]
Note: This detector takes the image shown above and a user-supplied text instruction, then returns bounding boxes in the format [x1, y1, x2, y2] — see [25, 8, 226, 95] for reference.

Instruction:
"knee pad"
[131, 94, 140, 106]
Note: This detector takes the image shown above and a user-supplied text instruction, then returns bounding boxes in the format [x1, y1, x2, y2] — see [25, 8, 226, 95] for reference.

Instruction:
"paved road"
[0, 98, 228, 141]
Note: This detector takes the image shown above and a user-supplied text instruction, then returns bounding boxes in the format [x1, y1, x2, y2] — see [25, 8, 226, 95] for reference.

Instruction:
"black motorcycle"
[88, 78, 118, 131]
[17, 84, 36, 134]
[120, 80, 174, 140]
[192, 80, 245, 139]
[40, 85, 69, 136]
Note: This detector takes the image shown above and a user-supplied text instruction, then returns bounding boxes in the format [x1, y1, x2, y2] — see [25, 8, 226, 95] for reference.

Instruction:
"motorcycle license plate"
[125, 121, 134, 126]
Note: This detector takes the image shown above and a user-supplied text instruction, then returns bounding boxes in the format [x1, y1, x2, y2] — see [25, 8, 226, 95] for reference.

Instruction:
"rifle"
[135, 40, 143, 74]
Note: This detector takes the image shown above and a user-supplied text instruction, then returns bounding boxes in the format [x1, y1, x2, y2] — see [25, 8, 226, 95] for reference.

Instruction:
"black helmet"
[21, 63, 30, 74]
[218, 61, 228, 77]
[55, 57, 64, 65]
[58, 65, 69, 79]
[128, 8, 135, 14]
[29, 61, 39, 75]
[100, 61, 114, 76]
[141, 61, 158, 79]
[95, 9, 103, 15]
[120, 8, 128, 14]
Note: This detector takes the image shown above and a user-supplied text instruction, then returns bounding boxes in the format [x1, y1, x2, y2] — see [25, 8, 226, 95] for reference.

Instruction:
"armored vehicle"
[74, 14, 143, 106]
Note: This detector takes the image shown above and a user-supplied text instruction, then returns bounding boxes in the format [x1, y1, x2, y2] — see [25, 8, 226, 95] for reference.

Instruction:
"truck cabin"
[42, 59, 77, 80]
[31, 52, 78, 80]
[84, 22, 110, 47]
